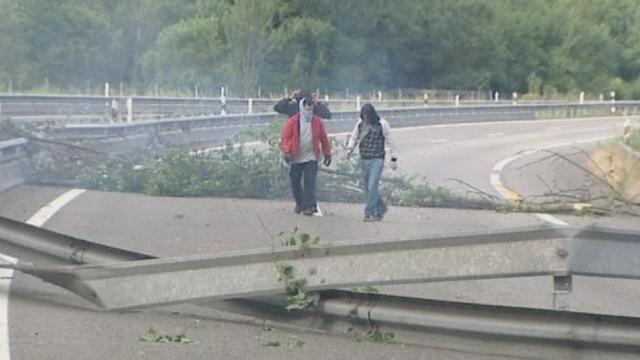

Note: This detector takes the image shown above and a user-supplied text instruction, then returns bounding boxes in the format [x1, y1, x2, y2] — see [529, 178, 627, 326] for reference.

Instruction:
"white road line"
[0, 188, 86, 360]
[0, 252, 16, 360]
[486, 132, 505, 138]
[546, 127, 563, 131]
[428, 139, 448, 143]
[535, 213, 570, 226]
[391, 115, 621, 133]
[490, 152, 569, 226]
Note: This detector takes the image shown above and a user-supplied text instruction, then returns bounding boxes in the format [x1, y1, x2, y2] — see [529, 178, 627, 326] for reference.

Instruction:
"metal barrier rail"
[7, 225, 640, 310]
[54, 101, 640, 140]
[0, 138, 28, 192]
[2, 214, 640, 349]
[0, 94, 429, 122]
[3, 93, 634, 125]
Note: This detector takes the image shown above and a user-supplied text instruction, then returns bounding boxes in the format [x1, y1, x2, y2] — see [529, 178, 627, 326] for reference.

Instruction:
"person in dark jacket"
[281, 97, 332, 215]
[274, 89, 332, 119]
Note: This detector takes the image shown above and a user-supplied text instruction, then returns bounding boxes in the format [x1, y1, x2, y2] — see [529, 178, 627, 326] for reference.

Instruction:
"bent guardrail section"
[2, 215, 640, 350]
[0, 138, 28, 192]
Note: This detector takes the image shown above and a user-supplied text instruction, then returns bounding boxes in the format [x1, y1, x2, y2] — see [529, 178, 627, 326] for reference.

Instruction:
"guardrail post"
[512, 92, 518, 105]
[247, 98, 253, 114]
[356, 95, 361, 110]
[126, 97, 133, 122]
[104, 82, 110, 97]
[552, 275, 572, 311]
[579, 91, 585, 104]
[454, 94, 460, 107]
[494, 91, 500, 102]
[220, 86, 227, 115]
[623, 118, 632, 143]
[610, 91, 616, 114]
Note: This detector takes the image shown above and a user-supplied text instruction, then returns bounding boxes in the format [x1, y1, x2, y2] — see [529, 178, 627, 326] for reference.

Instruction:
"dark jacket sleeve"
[274, 98, 297, 116]
[313, 102, 332, 119]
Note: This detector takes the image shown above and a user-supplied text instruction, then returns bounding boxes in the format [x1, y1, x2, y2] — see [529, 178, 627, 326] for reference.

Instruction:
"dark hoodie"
[274, 90, 332, 119]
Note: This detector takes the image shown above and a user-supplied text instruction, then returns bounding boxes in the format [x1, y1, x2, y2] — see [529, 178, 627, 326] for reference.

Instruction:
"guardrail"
[0, 138, 28, 192]
[2, 215, 640, 351]
[0, 93, 599, 126]
[45, 101, 640, 155]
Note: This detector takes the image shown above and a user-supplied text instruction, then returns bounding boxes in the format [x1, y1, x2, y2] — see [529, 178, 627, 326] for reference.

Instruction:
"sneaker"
[303, 208, 314, 216]
[294, 206, 303, 214]
[363, 215, 376, 222]
[374, 214, 384, 221]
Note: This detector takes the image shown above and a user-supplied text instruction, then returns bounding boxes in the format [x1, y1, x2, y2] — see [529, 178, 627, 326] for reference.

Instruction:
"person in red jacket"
[280, 97, 332, 215]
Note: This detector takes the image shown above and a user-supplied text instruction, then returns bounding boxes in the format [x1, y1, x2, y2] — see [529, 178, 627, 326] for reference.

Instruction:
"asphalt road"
[0, 116, 639, 359]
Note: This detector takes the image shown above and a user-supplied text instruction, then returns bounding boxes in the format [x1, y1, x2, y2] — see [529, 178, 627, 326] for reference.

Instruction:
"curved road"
[0, 116, 638, 359]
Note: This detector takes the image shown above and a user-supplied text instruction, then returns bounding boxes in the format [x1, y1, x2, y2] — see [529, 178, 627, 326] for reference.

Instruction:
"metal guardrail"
[3, 93, 634, 125]
[2, 214, 640, 349]
[5, 224, 640, 309]
[47, 101, 640, 149]
[0, 138, 28, 192]
[0, 94, 430, 124]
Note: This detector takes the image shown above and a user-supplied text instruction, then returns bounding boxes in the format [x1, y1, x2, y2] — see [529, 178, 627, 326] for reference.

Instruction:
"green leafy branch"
[139, 327, 193, 344]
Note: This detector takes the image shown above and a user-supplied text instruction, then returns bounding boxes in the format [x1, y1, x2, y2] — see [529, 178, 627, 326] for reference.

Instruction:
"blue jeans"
[360, 158, 387, 217]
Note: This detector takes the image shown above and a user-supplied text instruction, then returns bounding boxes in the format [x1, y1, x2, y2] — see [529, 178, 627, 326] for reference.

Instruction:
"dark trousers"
[289, 161, 318, 211]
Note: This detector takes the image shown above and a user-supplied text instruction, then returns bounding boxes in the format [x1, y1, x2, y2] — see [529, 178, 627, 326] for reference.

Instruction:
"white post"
[104, 82, 110, 97]
[579, 92, 585, 104]
[220, 86, 227, 115]
[356, 95, 361, 110]
[126, 97, 133, 122]
[512, 92, 518, 105]
[423, 93, 428, 106]
[194, 85, 199, 98]
[324, 94, 329, 102]
[377, 91, 382, 102]
[454, 94, 460, 107]
[494, 92, 500, 102]
[247, 98, 253, 114]
[610, 91, 616, 114]
[599, 93, 604, 102]
[623, 118, 631, 143]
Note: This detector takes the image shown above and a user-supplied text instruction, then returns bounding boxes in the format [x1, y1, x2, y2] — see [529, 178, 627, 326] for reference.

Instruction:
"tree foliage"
[2, 0, 640, 97]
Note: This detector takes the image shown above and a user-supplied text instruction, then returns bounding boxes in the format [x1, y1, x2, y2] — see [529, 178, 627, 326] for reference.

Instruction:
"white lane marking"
[0, 252, 16, 360]
[489, 173, 512, 199]
[486, 132, 505, 138]
[490, 134, 617, 225]
[535, 213, 570, 226]
[391, 115, 623, 133]
[0, 188, 86, 360]
[546, 127, 563, 131]
[428, 139, 448, 143]
[490, 152, 570, 226]
[25, 189, 86, 227]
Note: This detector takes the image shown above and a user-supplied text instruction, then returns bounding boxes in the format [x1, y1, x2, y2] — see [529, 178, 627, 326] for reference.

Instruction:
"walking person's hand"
[390, 158, 398, 171]
[284, 153, 293, 164]
[323, 155, 332, 166]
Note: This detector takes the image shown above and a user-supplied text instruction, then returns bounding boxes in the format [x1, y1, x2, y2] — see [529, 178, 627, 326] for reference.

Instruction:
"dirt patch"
[590, 144, 640, 202]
